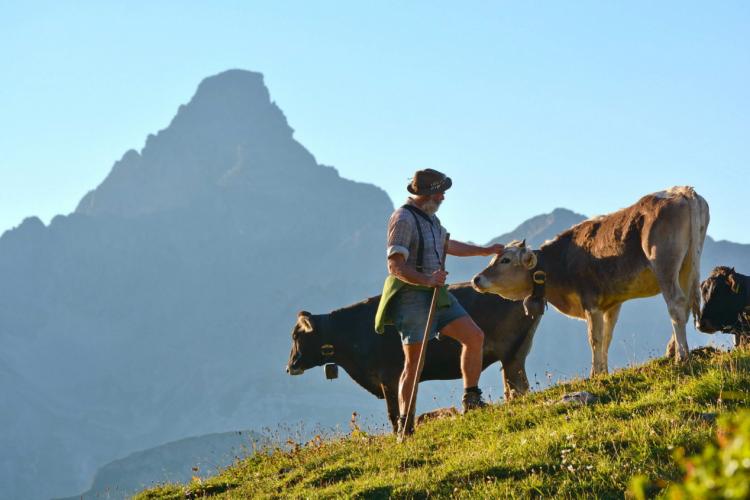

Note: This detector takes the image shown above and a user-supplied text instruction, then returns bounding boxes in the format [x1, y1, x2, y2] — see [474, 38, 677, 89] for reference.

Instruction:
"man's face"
[421, 192, 445, 215]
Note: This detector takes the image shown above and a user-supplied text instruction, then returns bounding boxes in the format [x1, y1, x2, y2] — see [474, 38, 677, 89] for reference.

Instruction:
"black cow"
[697, 266, 750, 347]
[286, 282, 542, 433]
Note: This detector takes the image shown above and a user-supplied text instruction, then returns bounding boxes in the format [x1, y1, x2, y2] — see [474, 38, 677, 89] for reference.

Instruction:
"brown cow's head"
[472, 240, 538, 300]
[286, 311, 327, 375]
[697, 267, 746, 333]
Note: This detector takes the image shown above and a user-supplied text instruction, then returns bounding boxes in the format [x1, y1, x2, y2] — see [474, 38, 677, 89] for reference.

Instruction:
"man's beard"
[422, 199, 442, 215]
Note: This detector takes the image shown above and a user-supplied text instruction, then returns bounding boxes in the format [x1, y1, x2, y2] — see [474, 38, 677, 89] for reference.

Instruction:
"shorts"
[390, 288, 468, 345]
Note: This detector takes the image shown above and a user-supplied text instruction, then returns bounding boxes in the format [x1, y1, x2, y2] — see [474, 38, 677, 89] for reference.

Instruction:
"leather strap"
[401, 205, 427, 272]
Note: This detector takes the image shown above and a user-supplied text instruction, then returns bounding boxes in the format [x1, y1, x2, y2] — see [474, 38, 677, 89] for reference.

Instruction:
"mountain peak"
[75, 69, 316, 217]
[488, 207, 587, 248]
[197, 69, 266, 91]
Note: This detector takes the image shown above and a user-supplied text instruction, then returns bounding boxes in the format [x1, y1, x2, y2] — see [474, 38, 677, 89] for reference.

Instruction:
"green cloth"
[374, 275, 451, 334]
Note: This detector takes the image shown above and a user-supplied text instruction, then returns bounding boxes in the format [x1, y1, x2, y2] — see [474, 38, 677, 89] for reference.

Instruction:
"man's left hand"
[485, 243, 504, 255]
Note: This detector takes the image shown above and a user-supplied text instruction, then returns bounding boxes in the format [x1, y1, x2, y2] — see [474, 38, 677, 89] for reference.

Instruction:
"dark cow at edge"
[697, 266, 750, 348]
[286, 282, 541, 433]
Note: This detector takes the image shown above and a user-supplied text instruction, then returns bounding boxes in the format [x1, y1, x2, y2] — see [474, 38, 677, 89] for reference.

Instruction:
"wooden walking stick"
[401, 232, 450, 441]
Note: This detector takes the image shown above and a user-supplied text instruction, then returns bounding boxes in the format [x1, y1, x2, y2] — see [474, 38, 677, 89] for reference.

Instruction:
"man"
[375, 168, 504, 436]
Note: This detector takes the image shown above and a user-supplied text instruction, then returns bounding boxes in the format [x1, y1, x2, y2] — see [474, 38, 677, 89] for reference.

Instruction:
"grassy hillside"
[136, 347, 750, 498]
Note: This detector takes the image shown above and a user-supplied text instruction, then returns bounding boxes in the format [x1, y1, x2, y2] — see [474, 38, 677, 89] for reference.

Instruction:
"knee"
[668, 303, 688, 324]
[667, 294, 687, 313]
[468, 325, 484, 348]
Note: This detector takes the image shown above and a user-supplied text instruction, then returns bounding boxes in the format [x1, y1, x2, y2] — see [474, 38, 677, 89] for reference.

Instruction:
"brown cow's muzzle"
[472, 274, 489, 292]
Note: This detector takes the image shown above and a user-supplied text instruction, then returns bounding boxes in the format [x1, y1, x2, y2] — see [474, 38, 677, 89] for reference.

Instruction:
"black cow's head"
[286, 311, 327, 375]
[697, 266, 746, 333]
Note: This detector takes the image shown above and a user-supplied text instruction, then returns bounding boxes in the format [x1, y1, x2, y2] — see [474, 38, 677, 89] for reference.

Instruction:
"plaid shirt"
[386, 198, 448, 275]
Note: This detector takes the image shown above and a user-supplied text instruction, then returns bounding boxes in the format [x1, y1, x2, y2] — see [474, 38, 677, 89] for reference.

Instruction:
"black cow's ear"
[297, 314, 314, 333]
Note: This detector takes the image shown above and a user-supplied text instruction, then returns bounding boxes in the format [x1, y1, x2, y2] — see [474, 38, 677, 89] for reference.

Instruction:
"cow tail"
[686, 189, 710, 323]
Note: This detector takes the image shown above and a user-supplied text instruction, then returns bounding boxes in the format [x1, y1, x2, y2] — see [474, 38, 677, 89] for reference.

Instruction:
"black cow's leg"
[735, 334, 750, 350]
[381, 382, 400, 434]
[500, 319, 538, 400]
[501, 359, 529, 400]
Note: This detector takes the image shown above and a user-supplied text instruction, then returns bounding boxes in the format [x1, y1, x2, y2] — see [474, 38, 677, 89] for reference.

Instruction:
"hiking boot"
[396, 415, 414, 442]
[462, 389, 487, 413]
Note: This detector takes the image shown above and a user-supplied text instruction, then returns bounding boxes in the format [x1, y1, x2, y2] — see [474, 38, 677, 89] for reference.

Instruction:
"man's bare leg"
[398, 342, 423, 432]
[440, 316, 484, 387]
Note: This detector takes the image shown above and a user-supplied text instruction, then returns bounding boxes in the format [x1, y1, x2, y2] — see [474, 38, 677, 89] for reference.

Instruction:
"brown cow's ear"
[729, 275, 741, 294]
[521, 249, 537, 270]
[297, 313, 314, 333]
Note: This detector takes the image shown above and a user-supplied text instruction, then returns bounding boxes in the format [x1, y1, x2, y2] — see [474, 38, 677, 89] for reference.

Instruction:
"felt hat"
[407, 168, 452, 195]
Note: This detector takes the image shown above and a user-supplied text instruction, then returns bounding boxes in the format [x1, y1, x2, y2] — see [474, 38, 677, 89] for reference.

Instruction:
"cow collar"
[314, 314, 336, 361]
[524, 250, 547, 318]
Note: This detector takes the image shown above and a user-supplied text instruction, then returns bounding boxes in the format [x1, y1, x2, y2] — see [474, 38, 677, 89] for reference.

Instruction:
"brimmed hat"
[407, 168, 452, 195]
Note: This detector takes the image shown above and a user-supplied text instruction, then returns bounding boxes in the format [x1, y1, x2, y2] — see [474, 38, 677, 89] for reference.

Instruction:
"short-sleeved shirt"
[386, 198, 448, 275]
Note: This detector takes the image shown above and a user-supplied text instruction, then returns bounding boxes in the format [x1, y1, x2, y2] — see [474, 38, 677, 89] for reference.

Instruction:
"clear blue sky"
[2, 1, 748, 244]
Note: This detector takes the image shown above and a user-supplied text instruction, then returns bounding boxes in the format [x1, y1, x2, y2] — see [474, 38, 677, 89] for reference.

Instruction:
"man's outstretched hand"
[485, 243, 505, 255]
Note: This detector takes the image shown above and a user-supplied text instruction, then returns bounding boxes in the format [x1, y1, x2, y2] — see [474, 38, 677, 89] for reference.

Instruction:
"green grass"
[135, 347, 750, 499]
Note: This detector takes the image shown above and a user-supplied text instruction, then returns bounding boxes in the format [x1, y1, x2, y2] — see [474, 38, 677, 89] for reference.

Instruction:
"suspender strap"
[402, 204, 433, 225]
[401, 205, 426, 272]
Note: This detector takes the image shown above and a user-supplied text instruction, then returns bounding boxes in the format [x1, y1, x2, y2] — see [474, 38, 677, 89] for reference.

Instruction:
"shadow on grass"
[352, 485, 393, 499]
[437, 462, 557, 488]
[185, 480, 239, 499]
[399, 457, 430, 470]
[305, 465, 363, 488]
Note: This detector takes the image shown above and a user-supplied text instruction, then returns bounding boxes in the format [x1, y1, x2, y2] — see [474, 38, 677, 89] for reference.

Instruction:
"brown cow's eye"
[500, 257, 511, 264]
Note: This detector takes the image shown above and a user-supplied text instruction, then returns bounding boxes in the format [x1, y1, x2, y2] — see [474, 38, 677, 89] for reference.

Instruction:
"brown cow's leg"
[602, 304, 622, 371]
[586, 309, 607, 376]
[657, 276, 691, 362]
[665, 336, 677, 358]
[646, 214, 691, 362]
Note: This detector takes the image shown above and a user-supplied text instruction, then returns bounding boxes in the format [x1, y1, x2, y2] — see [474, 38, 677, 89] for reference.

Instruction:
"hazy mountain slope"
[0, 70, 393, 500]
[59, 431, 265, 500]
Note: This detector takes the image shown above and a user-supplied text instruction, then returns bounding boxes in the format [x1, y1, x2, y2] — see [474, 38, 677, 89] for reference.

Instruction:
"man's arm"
[387, 254, 447, 287]
[446, 239, 504, 257]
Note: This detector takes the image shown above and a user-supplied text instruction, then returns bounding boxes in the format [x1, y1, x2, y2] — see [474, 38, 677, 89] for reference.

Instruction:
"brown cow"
[472, 186, 710, 376]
